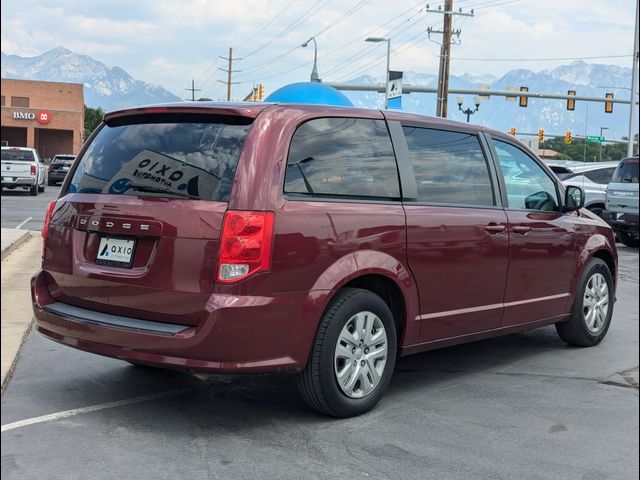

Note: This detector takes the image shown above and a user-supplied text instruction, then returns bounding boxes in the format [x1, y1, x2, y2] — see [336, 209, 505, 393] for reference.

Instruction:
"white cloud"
[1, 0, 636, 98]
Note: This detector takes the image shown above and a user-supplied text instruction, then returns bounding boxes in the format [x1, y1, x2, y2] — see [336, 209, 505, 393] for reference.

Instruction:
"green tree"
[84, 105, 105, 139]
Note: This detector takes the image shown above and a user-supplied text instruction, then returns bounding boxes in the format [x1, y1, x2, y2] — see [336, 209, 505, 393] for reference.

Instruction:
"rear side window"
[612, 158, 639, 183]
[1, 150, 35, 161]
[582, 167, 616, 184]
[68, 114, 251, 201]
[284, 118, 400, 199]
[402, 127, 494, 206]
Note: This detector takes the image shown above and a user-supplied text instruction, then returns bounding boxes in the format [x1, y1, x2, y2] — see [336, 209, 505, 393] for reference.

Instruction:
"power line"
[234, 0, 297, 50]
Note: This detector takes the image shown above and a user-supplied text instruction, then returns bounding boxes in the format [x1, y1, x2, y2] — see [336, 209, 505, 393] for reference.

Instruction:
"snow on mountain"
[341, 61, 634, 138]
[1, 47, 181, 111]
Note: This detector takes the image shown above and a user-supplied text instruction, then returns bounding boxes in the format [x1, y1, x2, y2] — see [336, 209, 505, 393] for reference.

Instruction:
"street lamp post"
[365, 37, 391, 109]
[456, 95, 481, 123]
[599, 126, 609, 162]
[302, 37, 320, 82]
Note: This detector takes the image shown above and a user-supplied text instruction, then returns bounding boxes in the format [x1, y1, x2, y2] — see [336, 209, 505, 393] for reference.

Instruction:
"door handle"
[484, 223, 506, 234]
[512, 226, 532, 235]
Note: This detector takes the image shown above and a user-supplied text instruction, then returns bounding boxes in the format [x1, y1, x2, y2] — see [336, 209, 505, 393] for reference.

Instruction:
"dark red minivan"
[32, 103, 618, 417]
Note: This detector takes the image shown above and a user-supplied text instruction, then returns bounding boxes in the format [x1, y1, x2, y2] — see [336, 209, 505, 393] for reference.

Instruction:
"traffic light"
[519, 86, 528, 108]
[605, 92, 613, 113]
[509, 127, 516, 136]
[538, 129, 544, 143]
[565, 130, 572, 145]
[258, 84, 265, 101]
[567, 90, 576, 111]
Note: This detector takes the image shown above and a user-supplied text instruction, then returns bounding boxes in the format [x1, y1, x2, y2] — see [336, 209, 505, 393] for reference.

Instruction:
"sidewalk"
[1, 233, 40, 392]
[1, 228, 32, 260]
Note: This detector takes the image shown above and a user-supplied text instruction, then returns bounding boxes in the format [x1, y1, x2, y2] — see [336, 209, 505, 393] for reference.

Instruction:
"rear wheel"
[555, 258, 613, 347]
[587, 205, 604, 218]
[29, 185, 38, 196]
[47, 178, 55, 186]
[297, 288, 397, 417]
[618, 231, 639, 248]
[38, 185, 45, 193]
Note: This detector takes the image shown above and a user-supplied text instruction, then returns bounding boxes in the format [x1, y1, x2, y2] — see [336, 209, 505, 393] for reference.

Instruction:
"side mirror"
[564, 185, 585, 212]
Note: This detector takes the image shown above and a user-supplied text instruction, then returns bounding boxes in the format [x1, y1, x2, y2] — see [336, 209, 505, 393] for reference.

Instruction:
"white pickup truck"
[1, 146, 46, 196]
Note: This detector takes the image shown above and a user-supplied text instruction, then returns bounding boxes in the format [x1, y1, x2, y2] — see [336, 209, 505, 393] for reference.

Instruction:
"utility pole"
[185, 79, 201, 101]
[627, 0, 639, 157]
[218, 47, 241, 101]
[427, 2, 474, 118]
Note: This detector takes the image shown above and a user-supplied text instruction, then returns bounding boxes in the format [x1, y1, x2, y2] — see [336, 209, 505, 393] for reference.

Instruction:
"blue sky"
[1, 0, 637, 99]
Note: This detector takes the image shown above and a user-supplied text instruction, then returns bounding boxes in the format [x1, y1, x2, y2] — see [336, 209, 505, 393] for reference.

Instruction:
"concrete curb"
[1, 229, 33, 261]
[1, 319, 33, 395]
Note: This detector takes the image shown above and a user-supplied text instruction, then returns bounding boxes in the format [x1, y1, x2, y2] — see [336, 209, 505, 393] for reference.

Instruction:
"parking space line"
[14, 217, 33, 229]
[1, 386, 199, 433]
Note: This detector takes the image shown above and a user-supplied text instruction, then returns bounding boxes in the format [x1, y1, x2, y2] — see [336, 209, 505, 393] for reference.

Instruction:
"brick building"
[1, 78, 84, 159]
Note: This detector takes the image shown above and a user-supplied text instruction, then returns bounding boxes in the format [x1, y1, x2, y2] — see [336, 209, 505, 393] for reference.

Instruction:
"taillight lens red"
[217, 211, 274, 283]
[30, 165, 36, 175]
[42, 200, 57, 258]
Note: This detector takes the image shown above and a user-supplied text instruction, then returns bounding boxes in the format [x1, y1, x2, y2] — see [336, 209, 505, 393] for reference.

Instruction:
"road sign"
[586, 135, 605, 143]
[387, 71, 403, 109]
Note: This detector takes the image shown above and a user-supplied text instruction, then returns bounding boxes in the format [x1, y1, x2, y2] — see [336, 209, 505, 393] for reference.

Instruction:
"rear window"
[1, 150, 35, 161]
[53, 155, 75, 163]
[566, 167, 616, 184]
[284, 117, 400, 199]
[612, 158, 639, 183]
[68, 114, 252, 201]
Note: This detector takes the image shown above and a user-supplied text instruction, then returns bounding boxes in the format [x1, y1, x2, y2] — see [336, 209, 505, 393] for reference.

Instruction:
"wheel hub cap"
[334, 311, 388, 399]
[583, 272, 609, 334]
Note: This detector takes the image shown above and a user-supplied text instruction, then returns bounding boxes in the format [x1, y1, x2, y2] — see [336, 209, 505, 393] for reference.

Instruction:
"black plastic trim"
[43, 302, 191, 336]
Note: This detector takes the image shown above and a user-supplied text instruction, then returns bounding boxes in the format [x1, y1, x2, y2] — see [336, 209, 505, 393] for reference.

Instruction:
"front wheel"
[297, 288, 397, 417]
[555, 258, 614, 347]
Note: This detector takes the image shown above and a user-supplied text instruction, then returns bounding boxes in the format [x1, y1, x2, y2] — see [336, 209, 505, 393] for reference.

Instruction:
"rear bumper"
[602, 211, 639, 234]
[31, 270, 317, 374]
[1, 176, 37, 187]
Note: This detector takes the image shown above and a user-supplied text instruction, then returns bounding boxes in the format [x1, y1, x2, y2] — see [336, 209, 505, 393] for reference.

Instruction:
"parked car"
[545, 160, 618, 217]
[32, 103, 618, 417]
[604, 156, 639, 247]
[47, 154, 76, 186]
[1, 146, 46, 195]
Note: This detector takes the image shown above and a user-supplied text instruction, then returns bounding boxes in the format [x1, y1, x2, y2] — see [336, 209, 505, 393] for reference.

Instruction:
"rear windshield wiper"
[127, 183, 198, 199]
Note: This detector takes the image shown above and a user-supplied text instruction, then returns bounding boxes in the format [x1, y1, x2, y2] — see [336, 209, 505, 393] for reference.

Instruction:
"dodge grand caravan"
[32, 103, 618, 417]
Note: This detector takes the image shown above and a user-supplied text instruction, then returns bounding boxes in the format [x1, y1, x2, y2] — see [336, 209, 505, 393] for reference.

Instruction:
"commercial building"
[1, 78, 84, 159]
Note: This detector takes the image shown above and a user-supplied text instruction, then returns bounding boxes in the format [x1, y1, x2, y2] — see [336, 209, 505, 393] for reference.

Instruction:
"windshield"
[68, 114, 252, 201]
[1, 150, 35, 161]
[612, 158, 639, 184]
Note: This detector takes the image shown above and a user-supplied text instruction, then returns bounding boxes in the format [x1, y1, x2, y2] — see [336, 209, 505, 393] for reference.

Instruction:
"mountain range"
[1, 47, 181, 111]
[1, 47, 634, 139]
[343, 61, 634, 139]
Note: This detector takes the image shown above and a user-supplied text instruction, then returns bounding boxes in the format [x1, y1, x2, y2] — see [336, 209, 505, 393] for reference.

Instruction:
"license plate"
[96, 237, 136, 268]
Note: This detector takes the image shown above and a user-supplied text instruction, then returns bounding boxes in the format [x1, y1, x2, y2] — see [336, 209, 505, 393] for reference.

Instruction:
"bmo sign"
[12, 110, 52, 124]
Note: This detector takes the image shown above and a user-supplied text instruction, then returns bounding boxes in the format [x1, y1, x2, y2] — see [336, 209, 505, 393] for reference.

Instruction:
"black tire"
[555, 258, 614, 347]
[587, 206, 604, 218]
[297, 288, 397, 417]
[618, 231, 639, 248]
[48, 178, 55, 186]
[29, 185, 38, 196]
[38, 185, 45, 193]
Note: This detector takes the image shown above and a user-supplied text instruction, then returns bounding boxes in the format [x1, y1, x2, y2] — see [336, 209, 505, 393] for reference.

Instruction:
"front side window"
[68, 114, 251, 201]
[284, 118, 400, 199]
[493, 139, 559, 211]
[571, 167, 616, 184]
[402, 126, 494, 206]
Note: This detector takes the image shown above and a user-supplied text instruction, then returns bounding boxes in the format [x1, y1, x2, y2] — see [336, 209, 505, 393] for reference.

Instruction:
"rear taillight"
[217, 211, 275, 283]
[42, 200, 57, 258]
[30, 165, 36, 176]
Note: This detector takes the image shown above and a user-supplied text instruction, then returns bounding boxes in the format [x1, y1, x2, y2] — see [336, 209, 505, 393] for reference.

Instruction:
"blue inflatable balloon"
[265, 82, 354, 107]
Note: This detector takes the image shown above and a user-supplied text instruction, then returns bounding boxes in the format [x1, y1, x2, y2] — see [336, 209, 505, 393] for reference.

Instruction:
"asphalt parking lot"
[1, 242, 638, 479]
[1, 185, 62, 231]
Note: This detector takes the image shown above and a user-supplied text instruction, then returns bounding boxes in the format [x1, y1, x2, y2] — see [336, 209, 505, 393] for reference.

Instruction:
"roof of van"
[104, 101, 510, 137]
